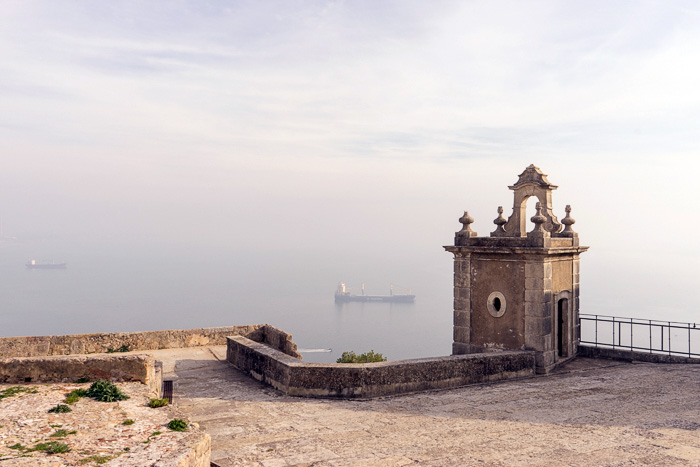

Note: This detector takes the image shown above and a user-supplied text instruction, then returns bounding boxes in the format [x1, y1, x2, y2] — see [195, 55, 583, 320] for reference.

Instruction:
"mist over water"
[0, 236, 453, 363]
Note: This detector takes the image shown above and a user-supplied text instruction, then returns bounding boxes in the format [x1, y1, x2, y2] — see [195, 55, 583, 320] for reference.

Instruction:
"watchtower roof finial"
[509, 164, 558, 190]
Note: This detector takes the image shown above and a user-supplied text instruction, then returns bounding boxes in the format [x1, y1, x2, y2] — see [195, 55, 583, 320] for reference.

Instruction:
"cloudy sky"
[2, 1, 699, 321]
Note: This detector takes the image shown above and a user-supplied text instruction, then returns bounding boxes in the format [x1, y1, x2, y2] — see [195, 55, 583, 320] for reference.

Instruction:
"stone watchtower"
[444, 165, 588, 373]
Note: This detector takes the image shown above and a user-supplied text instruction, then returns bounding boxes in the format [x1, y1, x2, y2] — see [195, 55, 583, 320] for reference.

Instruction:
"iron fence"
[579, 313, 700, 358]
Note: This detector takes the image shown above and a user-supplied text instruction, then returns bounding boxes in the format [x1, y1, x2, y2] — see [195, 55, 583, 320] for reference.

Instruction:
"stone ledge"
[579, 345, 700, 364]
[227, 335, 535, 399]
[0, 353, 162, 395]
[0, 325, 265, 358]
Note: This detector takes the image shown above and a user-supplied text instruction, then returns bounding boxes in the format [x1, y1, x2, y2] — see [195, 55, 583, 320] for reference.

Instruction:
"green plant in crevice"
[48, 404, 72, 413]
[147, 398, 169, 408]
[336, 350, 387, 363]
[65, 389, 88, 404]
[0, 386, 38, 400]
[85, 380, 129, 402]
[167, 418, 188, 432]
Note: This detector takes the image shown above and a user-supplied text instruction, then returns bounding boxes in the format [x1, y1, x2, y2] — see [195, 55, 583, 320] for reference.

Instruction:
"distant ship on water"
[26, 259, 67, 270]
[334, 282, 415, 303]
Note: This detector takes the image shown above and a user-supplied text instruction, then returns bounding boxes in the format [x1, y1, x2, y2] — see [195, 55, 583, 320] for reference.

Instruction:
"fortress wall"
[0, 353, 162, 395]
[0, 325, 264, 358]
[579, 345, 700, 364]
[227, 335, 535, 399]
[245, 325, 302, 359]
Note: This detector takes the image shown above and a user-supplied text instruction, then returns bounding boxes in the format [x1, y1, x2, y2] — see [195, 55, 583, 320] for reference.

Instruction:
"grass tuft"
[167, 418, 188, 432]
[147, 398, 169, 408]
[86, 381, 129, 402]
[0, 386, 38, 401]
[48, 404, 72, 413]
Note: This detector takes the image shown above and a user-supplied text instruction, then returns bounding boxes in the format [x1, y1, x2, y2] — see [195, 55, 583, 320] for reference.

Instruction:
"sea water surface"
[3, 236, 699, 363]
[0, 237, 453, 363]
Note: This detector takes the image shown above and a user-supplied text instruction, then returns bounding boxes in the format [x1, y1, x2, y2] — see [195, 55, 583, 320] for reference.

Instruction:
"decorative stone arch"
[493, 165, 562, 237]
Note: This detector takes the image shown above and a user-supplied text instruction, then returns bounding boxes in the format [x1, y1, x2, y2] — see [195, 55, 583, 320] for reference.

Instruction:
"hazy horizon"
[2, 1, 699, 354]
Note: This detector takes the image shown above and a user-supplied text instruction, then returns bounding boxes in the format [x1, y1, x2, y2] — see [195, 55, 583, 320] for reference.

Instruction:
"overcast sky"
[1, 1, 699, 320]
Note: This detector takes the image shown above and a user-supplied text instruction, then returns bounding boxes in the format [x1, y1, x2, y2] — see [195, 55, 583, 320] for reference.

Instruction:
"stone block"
[525, 262, 552, 279]
[535, 350, 556, 369]
[453, 325, 470, 344]
[454, 310, 470, 327]
[454, 272, 470, 288]
[525, 301, 552, 318]
[453, 298, 469, 312]
[456, 287, 471, 300]
[525, 317, 552, 336]
[452, 342, 470, 355]
[525, 277, 552, 290]
[525, 290, 551, 305]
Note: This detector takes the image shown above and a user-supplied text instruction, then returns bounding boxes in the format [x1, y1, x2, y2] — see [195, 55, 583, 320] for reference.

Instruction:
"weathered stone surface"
[0, 381, 209, 467]
[0, 354, 160, 394]
[227, 336, 535, 399]
[0, 325, 264, 358]
[157, 347, 700, 467]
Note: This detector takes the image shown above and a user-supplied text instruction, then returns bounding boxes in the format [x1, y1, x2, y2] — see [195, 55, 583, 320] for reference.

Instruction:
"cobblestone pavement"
[154, 347, 700, 467]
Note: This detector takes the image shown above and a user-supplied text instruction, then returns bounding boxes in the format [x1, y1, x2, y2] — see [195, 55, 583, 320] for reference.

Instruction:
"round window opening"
[487, 292, 507, 318]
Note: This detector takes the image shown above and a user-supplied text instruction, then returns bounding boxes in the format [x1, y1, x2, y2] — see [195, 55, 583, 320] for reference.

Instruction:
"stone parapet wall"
[579, 345, 700, 364]
[0, 325, 264, 358]
[108, 432, 211, 467]
[228, 335, 535, 399]
[0, 353, 161, 395]
[245, 324, 302, 359]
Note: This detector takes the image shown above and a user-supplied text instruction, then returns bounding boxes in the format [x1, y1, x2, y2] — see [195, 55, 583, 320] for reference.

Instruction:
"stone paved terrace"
[151, 346, 700, 467]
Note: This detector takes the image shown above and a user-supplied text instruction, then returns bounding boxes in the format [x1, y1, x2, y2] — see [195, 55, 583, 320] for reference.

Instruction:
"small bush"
[167, 419, 188, 432]
[106, 344, 130, 353]
[123, 419, 135, 425]
[33, 441, 71, 454]
[86, 380, 129, 402]
[8, 443, 25, 450]
[48, 404, 72, 413]
[74, 377, 91, 383]
[50, 429, 76, 438]
[336, 350, 387, 363]
[0, 386, 38, 400]
[147, 398, 169, 408]
[65, 389, 88, 404]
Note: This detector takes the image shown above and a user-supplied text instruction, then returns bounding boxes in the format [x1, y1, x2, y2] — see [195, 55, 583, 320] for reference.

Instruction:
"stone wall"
[0, 354, 161, 395]
[227, 335, 535, 399]
[0, 325, 264, 358]
[245, 324, 302, 359]
[579, 345, 700, 364]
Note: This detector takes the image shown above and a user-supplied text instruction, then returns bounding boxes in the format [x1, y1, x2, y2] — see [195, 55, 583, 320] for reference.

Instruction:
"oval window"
[487, 292, 506, 318]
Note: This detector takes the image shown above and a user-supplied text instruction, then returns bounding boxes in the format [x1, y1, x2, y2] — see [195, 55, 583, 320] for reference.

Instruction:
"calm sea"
[0, 238, 453, 363]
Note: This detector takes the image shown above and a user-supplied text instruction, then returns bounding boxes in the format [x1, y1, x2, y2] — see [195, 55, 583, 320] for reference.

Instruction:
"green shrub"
[8, 443, 25, 450]
[336, 350, 387, 363]
[106, 344, 130, 353]
[65, 389, 88, 404]
[32, 441, 71, 454]
[86, 381, 129, 402]
[147, 398, 169, 408]
[74, 377, 91, 383]
[48, 404, 72, 413]
[167, 419, 188, 432]
[50, 429, 76, 438]
[123, 419, 135, 425]
[0, 386, 38, 400]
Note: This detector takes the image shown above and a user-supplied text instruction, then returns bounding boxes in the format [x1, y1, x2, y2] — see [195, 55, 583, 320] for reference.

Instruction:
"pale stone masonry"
[445, 165, 588, 373]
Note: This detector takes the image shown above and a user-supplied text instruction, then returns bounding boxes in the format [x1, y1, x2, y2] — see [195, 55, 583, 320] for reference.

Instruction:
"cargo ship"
[334, 282, 415, 303]
[26, 259, 67, 270]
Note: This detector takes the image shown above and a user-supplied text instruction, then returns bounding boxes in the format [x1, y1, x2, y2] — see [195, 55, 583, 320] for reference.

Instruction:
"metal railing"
[579, 313, 700, 358]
